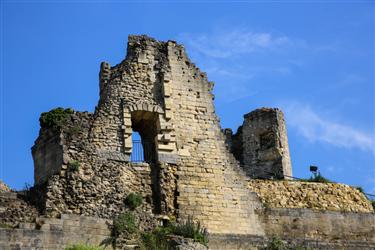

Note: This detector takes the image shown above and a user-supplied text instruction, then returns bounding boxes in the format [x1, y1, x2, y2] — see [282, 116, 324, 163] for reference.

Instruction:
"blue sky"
[1, 1, 374, 195]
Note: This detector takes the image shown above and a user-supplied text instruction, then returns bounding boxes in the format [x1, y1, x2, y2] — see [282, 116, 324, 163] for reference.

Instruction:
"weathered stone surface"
[262, 208, 375, 247]
[0, 214, 112, 250]
[0, 181, 11, 193]
[227, 108, 292, 179]
[1, 34, 369, 249]
[169, 235, 208, 250]
[248, 179, 373, 213]
[0, 192, 39, 228]
[30, 35, 265, 236]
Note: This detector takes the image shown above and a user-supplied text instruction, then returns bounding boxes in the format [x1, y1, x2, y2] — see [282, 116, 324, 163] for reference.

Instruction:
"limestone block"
[178, 148, 191, 157]
[165, 110, 173, 120]
[158, 153, 179, 164]
[158, 143, 175, 152]
[164, 98, 173, 109]
[124, 137, 132, 149]
[164, 85, 172, 97]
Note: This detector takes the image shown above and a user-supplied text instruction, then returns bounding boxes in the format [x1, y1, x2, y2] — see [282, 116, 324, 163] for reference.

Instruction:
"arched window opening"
[130, 131, 144, 162]
[129, 110, 161, 213]
[130, 111, 158, 164]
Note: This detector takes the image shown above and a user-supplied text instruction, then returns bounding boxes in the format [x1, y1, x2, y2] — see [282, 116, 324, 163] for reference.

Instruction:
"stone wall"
[32, 111, 94, 185]
[165, 41, 265, 235]
[30, 35, 266, 236]
[262, 208, 375, 247]
[0, 181, 11, 193]
[248, 179, 373, 213]
[29, 110, 154, 218]
[0, 214, 111, 250]
[230, 108, 292, 179]
[32, 129, 64, 185]
[44, 156, 153, 218]
[209, 208, 375, 249]
[90, 35, 169, 155]
[28, 35, 374, 248]
[0, 192, 39, 228]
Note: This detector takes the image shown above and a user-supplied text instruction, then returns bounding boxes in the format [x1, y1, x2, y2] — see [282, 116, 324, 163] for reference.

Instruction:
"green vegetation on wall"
[68, 161, 80, 171]
[300, 173, 332, 183]
[64, 244, 103, 250]
[141, 216, 208, 249]
[39, 107, 73, 130]
[102, 212, 208, 250]
[125, 193, 143, 210]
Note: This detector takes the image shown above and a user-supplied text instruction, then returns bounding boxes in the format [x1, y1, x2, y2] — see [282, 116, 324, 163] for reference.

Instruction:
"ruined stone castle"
[1, 35, 374, 249]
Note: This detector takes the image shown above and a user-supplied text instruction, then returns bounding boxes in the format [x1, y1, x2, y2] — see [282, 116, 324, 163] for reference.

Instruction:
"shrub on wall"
[64, 244, 103, 250]
[125, 193, 143, 210]
[112, 212, 138, 238]
[309, 174, 332, 183]
[141, 217, 209, 248]
[39, 107, 73, 130]
[267, 237, 287, 250]
[102, 212, 208, 249]
[102, 211, 139, 248]
[169, 217, 208, 246]
[299, 173, 332, 183]
[68, 161, 80, 171]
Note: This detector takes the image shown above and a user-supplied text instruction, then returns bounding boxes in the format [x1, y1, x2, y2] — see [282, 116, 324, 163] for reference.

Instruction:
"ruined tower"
[227, 108, 292, 179]
[31, 35, 264, 235]
[6, 35, 372, 250]
[242, 108, 292, 179]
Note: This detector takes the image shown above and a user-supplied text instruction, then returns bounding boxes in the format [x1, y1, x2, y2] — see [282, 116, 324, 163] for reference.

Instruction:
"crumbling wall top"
[244, 107, 281, 119]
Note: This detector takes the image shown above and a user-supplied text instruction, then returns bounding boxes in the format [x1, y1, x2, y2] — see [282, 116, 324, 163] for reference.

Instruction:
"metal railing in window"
[131, 140, 156, 163]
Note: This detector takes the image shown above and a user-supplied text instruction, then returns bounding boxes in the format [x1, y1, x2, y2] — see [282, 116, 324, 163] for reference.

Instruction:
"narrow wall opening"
[130, 110, 161, 213]
[131, 111, 158, 163]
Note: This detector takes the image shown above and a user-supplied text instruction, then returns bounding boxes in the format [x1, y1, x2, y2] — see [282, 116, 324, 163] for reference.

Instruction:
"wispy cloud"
[283, 103, 374, 153]
[177, 27, 303, 102]
[178, 28, 294, 59]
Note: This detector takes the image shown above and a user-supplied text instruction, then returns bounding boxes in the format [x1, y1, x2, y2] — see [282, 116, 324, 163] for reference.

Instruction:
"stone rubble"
[248, 179, 374, 213]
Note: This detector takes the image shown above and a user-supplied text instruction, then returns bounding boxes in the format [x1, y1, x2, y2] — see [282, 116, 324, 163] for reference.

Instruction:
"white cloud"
[283, 103, 374, 153]
[178, 28, 292, 59]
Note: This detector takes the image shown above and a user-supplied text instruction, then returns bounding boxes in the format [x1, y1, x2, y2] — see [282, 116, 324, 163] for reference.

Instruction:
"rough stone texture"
[13, 35, 373, 249]
[0, 192, 39, 228]
[165, 39, 264, 235]
[248, 180, 374, 213]
[30, 35, 265, 236]
[261, 208, 375, 248]
[45, 159, 154, 218]
[209, 231, 375, 250]
[170, 236, 208, 250]
[227, 108, 292, 179]
[0, 181, 11, 193]
[209, 208, 375, 249]
[0, 214, 112, 250]
[1, 211, 374, 249]
[32, 128, 64, 185]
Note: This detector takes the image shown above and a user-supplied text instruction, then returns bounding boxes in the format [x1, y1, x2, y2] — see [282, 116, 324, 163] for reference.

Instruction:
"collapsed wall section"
[248, 180, 373, 213]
